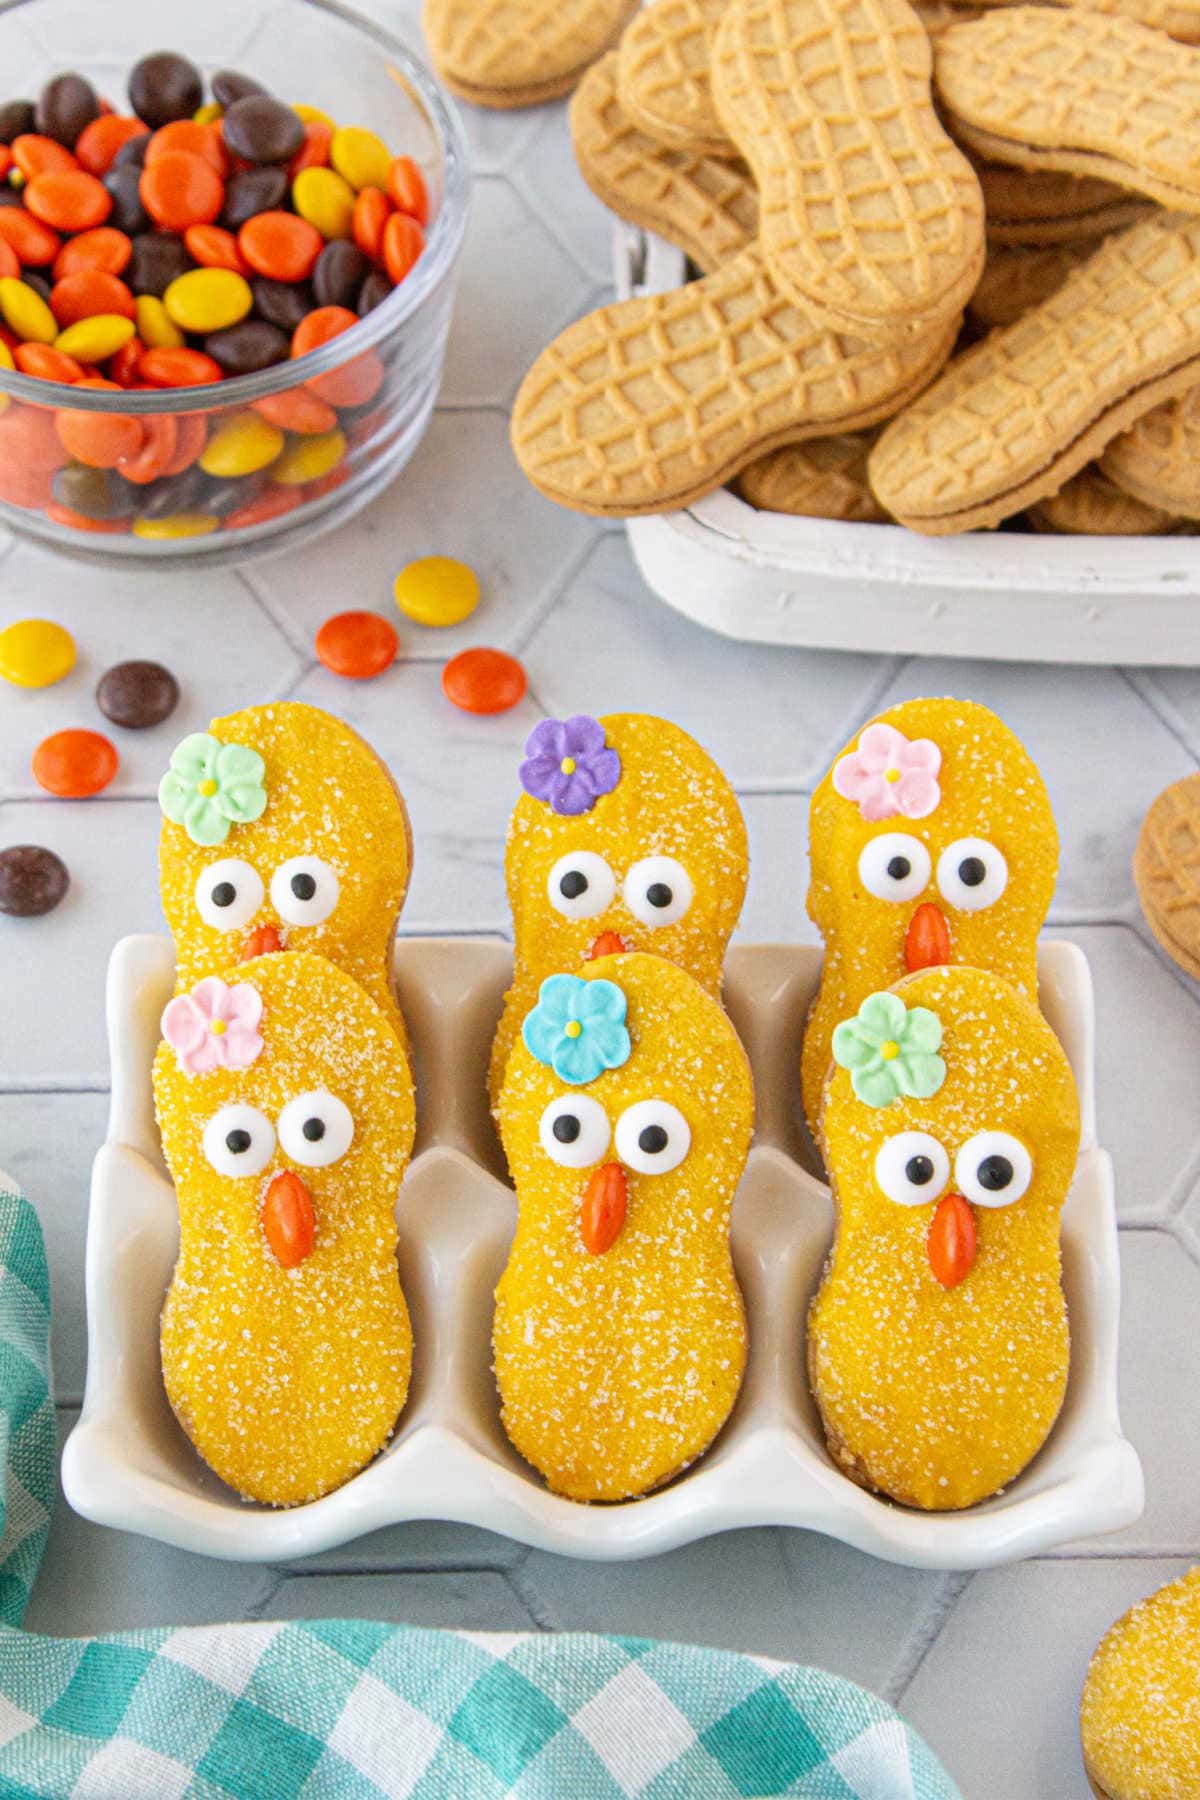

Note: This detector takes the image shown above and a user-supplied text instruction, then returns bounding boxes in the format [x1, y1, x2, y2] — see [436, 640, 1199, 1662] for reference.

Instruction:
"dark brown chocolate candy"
[126, 232, 192, 297]
[251, 275, 312, 333]
[357, 269, 392, 317]
[0, 100, 35, 143]
[221, 168, 288, 231]
[200, 473, 263, 516]
[53, 465, 134, 522]
[0, 846, 69, 918]
[113, 131, 150, 169]
[314, 240, 370, 310]
[22, 272, 51, 301]
[103, 167, 150, 236]
[212, 70, 268, 109]
[221, 95, 303, 166]
[136, 466, 207, 521]
[128, 51, 203, 128]
[204, 319, 289, 376]
[35, 73, 99, 148]
[96, 660, 179, 729]
[0, 191, 23, 210]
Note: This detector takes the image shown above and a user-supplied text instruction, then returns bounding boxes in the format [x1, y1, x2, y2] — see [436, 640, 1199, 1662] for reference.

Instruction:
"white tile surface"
[1, 11, 1200, 1795]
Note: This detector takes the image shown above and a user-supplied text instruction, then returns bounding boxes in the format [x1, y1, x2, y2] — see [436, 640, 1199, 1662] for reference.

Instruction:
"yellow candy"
[292, 166, 355, 241]
[54, 314, 135, 363]
[133, 514, 220, 540]
[0, 277, 55, 344]
[193, 101, 223, 125]
[330, 125, 391, 191]
[293, 103, 335, 128]
[135, 294, 184, 350]
[164, 269, 253, 335]
[270, 429, 346, 486]
[0, 618, 76, 688]
[200, 412, 284, 478]
[393, 555, 480, 627]
[0, 338, 12, 416]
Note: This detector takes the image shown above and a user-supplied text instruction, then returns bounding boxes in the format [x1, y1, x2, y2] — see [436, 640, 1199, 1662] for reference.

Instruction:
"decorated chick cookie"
[158, 702, 412, 1046]
[808, 964, 1080, 1511]
[1082, 1566, 1200, 1800]
[801, 698, 1057, 1136]
[495, 951, 753, 1501]
[154, 952, 415, 1506]
[489, 712, 748, 1105]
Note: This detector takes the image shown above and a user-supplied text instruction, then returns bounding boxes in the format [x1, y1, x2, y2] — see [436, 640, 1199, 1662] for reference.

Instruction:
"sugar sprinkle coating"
[1082, 1565, 1200, 1800]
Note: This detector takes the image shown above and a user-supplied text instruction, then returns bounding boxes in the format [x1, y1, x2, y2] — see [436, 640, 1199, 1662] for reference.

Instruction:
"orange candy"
[115, 413, 178, 483]
[12, 135, 78, 181]
[288, 121, 332, 178]
[0, 147, 9, 181]
[262, 1170, 315, 1269]
[382, 211, 424, 286]
[0, 403, 70, 469]
[55, 395, 144, 468]
[291, 304, 383, 408]
[441, 647, 527, 715]
[14, 343, 84, 382]
[45, 501, 127, 533]
[140, 151, 224, 231]
[183, 224, 250, 274]
[74, 115, 149, 176]
[25, 171, 111, 232]
[387, 156, 429, 226]
[50, 270, 135, 326]
[53, 227, 133, 281]
[32, 728, 119, 798]
[315, 610, 398, 679]
[238, 211, 322, 283]
[0, 209, 62, 267]
[161, 411, 208, 474]
[252, 386, 337, 435]
[147, 120, 226, 176]
[927, 1192, 977, 1290]
[138, 346, 223, 387]
[223, 484, 301, 531]
[352, 186, 390, 261]
[0, 240, 17, 281]
[108, 334, 145, 387]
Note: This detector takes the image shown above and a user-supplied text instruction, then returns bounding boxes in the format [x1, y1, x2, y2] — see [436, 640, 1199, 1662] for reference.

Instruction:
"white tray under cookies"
[62, 933, 1143, 1567]
[615, 226, 1200, 666]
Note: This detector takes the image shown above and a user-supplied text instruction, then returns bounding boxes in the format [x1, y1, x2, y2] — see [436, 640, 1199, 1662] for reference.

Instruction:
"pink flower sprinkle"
[162, 976, 264, 1075]
[832, 722, 942, 822]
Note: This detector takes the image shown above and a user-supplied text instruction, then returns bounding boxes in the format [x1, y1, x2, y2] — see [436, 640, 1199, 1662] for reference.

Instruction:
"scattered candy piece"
[315, 609, 398, 679]
[394, 555, 479, 628]
[96, 658, 179, 728]
[32, 727, 118, 796]
[0, 618, 76, 688]
[442, 646, 526, 715]
[0, 844, 69, 916]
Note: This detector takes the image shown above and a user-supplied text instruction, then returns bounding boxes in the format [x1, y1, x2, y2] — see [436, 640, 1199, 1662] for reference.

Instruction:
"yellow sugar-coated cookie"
[1082, 1566, 1200, 1800]
[495, 952, 753, 1501]
[158, 702, 411, 1047]
[154, 953, 415, 1506]
[801, 697, 1057, 1137]
[489, 712, 748, 1106]
[810, 964, 1079, 1510]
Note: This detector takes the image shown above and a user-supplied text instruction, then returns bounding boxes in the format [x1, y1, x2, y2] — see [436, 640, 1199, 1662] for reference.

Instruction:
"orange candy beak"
[927, 1192, 976, 1289]
[241, 923, 284, 961]
[262, 1169, 316, 1269]
[587, 931, 628, 961]
[905, 901, 951, 973]
[580, 1161, 627, 1255]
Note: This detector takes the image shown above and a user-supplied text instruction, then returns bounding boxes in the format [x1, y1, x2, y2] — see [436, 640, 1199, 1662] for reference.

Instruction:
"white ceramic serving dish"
[615, 224, 1200, 665]
[63, 933, 1143, 1567]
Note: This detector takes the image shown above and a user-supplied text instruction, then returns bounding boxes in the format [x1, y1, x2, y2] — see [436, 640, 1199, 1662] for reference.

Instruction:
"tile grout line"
[1120, 666, 1200, 768]
[881, 1570, 973, 1706]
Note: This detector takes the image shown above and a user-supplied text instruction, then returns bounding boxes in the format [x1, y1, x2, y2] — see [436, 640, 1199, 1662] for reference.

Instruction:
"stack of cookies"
[509, 0, 1200, 535]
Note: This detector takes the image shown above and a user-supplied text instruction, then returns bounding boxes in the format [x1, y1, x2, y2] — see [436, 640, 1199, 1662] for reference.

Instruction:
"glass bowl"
[0, 0, 470, 566]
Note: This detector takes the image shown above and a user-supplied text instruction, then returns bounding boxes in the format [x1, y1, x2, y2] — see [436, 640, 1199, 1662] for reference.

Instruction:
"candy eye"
[857, 833, 932, 903]
[955, 1131, 1032, 1208]
[547, 851, 616, 920]
[937, 837, 1008, 912]
[874, 1131, 950, 1206]
[202, 1103, 275, 1178]
[277, 1089, 354, 1168]
[195, 858, 263, 930]
[270, 855, 340, 927]
[614, 1099, 691, 1174]
[623, 856, 693, 928]
[539, 1094, 610, 1168]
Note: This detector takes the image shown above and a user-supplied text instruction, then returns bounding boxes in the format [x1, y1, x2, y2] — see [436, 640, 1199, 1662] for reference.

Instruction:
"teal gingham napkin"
[0, 1173, 963, 1800]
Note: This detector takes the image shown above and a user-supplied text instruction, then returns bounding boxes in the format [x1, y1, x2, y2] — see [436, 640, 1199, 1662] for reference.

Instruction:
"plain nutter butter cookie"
[422, 0, 639, 107]
[616, 0, 730, 154]
[158, 702, 411, 1049]
[936, 8, 1200, 211]
[951, 0, 1200, 42]
[495, 952, 753, 1501]
[490, 711, 747, 1105]
[1134, 774, 1200, 980]
[810, 964, 1080, 1510]
[511, 242, 957, 518]
[869, 213, 1200, 535]
[736, 432, 887, 522]
[710, 0, 984, 342]
[1082, 1567, 1200, 1800]
[1102, 386, 1200, 520]
[154, 953, 415, 1506]
[571, 55, 758, 275]
[802, 697, 1057, 1137]
[1026, 465, 1179, 535]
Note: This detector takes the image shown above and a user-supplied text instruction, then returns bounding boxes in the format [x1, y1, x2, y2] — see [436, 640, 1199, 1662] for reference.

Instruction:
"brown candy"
[221, 168, 289, 231]
[358, 269, 391, 317]
[35, 73, 100, 149]
[127, 232, 191, 297]
[0, 100, 35, 142]
[204, 319, 289, 375]
[212, 70, 268, 109]
[252, 275, 312, 332]
[103, 169, 150, 237]
[53, 465, 134, 521]
[314, 240, 370, 309]
[128, 52, 203, 129]
[96, 660, 179, 730]
[0, 846, 69, 918]
[221, 95, 304, 166]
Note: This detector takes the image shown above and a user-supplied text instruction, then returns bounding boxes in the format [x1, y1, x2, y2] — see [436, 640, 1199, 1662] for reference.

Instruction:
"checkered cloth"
[0, 1174, 963, 1800]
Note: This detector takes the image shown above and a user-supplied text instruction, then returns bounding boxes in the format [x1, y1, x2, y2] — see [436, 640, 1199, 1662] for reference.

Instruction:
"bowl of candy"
[0, 0, 470, 565]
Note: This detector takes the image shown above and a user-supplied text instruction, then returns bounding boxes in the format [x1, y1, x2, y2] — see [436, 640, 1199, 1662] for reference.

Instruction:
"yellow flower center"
[880, 1039, 899, 1061]
[560, 756, 576, 775]
[884, 767, 900, 784]
[198, 778, 218, 797]
[564, 1020, 582, 1039]
[210, 1019, 227, 1036]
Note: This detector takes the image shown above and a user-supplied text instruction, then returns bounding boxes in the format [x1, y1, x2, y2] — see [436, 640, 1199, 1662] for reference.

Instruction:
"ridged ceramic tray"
[615, 225, 1200, 666]
[62, 934, 1144, 1566]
